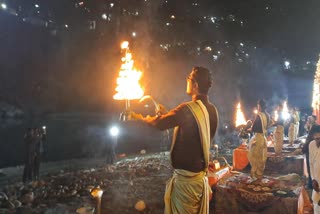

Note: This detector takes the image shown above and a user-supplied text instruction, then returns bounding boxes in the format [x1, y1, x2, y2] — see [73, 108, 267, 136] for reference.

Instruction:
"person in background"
[132, 66, 219, 214]
[288, 107, 297, 146]
[294, 107, 300, 139]
[41, 126, 48, 162]
[33, 128, 42, 181]
[305, 115, 317, 134]
[273, 104, 285, 155]
[22, 128, 35, 183]
[308, 125, 320, 213]
[106, 140, 116, 164]
[248, 99, 270, 180]
[303, 125, 319, 189]
[300, 114, 308, 136]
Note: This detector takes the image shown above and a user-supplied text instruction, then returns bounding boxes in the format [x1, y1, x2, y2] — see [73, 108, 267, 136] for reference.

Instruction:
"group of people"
[247, 101, 301, 180]
[128, 65, 320, 213]
[23, 127, 47, 183]
[248, 101, 320, 212]
[272, 104, 300, 154]
[17, 65, 316, 213]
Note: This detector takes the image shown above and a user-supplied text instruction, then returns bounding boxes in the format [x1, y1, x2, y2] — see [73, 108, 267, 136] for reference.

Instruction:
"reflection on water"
[0, 114, 169, 168]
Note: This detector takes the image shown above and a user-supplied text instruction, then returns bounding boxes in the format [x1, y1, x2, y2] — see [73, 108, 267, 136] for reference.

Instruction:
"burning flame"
[235, 102, 246, 127]
[113, 41, 144, 100]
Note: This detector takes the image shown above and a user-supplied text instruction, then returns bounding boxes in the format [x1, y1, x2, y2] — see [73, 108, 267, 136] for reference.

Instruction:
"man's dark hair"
[191, 66, 212, 94]
[258, 99, 266, 111]
[311, 124, 320, 134]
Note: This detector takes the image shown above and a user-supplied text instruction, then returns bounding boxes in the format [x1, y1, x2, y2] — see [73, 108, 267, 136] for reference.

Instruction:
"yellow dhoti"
[248, 133, 267, 179]
[164, 170, 211, 214]
[274, 125, 284, 154]
[165, 100, 211, 214]
[288, 123, 295, 145]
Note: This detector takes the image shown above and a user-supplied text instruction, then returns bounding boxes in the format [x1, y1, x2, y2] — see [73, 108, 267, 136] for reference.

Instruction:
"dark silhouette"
[22, 128, 35, 183]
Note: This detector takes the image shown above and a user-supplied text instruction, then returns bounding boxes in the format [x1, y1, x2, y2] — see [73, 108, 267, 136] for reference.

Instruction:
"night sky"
[0, 0, 319, 122]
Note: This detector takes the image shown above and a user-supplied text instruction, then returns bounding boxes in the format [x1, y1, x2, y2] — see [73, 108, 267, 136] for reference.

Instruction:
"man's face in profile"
[186, 72, 196, 95]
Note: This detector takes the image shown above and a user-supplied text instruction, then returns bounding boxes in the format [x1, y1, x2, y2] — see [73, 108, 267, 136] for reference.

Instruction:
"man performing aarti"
[132, 66, 219, 214]
[273, 104, 285, 155]
[248, 99, 270, 180]
[288, 107, 298, 146]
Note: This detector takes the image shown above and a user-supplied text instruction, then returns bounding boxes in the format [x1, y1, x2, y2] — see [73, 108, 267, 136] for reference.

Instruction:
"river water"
[0, 114, 167, 168]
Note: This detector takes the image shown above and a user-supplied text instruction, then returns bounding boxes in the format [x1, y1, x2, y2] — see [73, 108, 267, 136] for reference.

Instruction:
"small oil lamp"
[91, 187, 104, 214]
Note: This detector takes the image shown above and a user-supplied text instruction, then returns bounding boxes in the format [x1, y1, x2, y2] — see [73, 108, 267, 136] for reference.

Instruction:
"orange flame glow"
[235, 102, 247, 127]
[113, 41, 144, 100]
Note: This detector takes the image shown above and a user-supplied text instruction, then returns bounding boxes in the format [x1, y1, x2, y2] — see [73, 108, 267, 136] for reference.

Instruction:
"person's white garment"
[309, 140, 320, 213]
[313, 202, 320, 214]
[274, 125, 284, 154]
[248, 112, 268, 179]
[295, 122, 300, 139]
